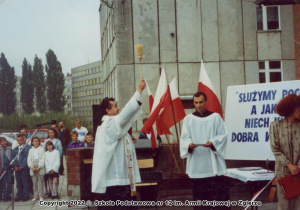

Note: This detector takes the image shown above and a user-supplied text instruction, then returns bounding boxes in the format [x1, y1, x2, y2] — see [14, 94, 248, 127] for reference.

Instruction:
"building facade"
[64, 73, 72, 116]
[71, 61, 103, 125]
[99, 0, 298, 132]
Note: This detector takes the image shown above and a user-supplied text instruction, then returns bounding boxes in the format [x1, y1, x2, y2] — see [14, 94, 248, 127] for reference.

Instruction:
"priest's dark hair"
[193, 92, 207, 101]
[98, 97, 115, 126]
[275, 94, 300, 117]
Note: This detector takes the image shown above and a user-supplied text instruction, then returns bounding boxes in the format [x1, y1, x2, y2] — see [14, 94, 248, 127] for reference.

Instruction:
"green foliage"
[33, 55, 46, 113]
[0, 52, 16, 115]
[45, 49, 66, 112]
[21, 58, 34, 114]
[0, 112, 92, 132]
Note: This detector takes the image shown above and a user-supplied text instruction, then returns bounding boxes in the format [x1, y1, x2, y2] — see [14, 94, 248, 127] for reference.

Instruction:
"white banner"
[225, 80, 300, 160]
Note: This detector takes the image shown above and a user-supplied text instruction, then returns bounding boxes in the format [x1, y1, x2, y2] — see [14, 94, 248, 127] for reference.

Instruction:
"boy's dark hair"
[19, 124, 28, 131]
[16, 134, 23, 139]
[71, 131, 78, 136]
[86, 132, 93, 136]
[0, 137, 6, 142]
[31, 137, 41, 146]
[193, 92, 207, 101]
[46, 141, 55, 150]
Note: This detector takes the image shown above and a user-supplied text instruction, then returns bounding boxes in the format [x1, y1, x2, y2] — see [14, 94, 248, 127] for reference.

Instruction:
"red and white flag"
[145, 80, 154, 112]
[141, 66, 172, 137]
[159, 78, 186, 130]
[144, 80, 157, 149]
[198, 60, 223, 118]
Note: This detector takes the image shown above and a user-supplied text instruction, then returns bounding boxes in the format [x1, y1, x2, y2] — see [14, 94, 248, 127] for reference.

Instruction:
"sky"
[0, 0, 101, 76]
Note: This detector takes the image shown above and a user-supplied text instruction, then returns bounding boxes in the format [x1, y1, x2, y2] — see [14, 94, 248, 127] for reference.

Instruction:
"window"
[257, 5, 280, 30]
[259, 61, 282, 83]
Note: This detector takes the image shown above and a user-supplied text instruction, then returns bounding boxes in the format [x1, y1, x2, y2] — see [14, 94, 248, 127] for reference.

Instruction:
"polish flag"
[198, 60, 223, 118]
[141, 66, 172, 137]
[144, 80, 157, 149]
[159, 78, 186, 130]
[145, 80, 154, 112]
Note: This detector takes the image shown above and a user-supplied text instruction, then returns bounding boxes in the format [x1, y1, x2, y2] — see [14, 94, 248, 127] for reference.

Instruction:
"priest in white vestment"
[92, 79, 146, 204]
[180, 92, 229, 210]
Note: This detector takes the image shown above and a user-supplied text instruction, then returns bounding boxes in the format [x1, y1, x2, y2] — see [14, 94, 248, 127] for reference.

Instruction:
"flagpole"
[168, 87, 185, 173]
[177, 121, 185, 172]
[164, 134, 181, 174]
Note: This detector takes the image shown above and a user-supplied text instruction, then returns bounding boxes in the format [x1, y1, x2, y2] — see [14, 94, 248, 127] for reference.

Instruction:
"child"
[43, 128, 63, 156]
[27, 137, 45, 201]
[0, 137, 12, 202]
[45, 141, 60, 199]
[11, 134, 31, 201]
[85, 132, 94, 148]
[67, 131, 85, 149]
[43, 128, 63, 196]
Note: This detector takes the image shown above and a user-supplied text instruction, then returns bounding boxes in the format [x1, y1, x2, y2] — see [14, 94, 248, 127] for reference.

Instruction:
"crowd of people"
[0, 78, 299, 210]
[0, 120, 94, 202]
[91, 79, 300, 210]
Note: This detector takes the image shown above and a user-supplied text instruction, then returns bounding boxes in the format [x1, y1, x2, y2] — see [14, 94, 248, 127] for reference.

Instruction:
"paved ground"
[0, 157, 278, 210]
[0, 157, 69, 210]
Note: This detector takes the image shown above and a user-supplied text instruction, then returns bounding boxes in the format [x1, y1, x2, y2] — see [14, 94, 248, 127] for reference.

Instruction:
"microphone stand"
[0, 127, 40, 210]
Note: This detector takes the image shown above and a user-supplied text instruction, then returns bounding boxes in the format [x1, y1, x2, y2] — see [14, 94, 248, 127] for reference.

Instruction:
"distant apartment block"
[64, 73, 72, 116]
[71, 61, 103, 125]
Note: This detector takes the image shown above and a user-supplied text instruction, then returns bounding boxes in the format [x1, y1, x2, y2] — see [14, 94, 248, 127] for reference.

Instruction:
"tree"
[21, 58, 34, 114]
[45, 49, 66, 112]
[0, 53, 16, 115]
[33, 55, 46, 113]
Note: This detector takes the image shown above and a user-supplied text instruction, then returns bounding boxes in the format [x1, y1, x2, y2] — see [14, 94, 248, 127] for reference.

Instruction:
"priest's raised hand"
[92, 78, 146, 200]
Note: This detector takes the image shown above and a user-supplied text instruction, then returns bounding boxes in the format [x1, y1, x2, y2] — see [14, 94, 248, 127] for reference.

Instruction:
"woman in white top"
[27, 137, 45, 201]
[45, 141, 60, 199]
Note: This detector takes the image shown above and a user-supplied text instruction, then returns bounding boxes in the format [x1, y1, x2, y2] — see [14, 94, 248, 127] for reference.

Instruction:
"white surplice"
[180, 113, 228, 178]
[92, 92, 142, 193]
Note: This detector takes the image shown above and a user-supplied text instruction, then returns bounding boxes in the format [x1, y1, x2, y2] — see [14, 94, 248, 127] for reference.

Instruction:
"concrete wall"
[293, 5, 300, 79]
[99, 0, 296, 131]
[177, 0, 202, 62]
[218, 0, 244, 61]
